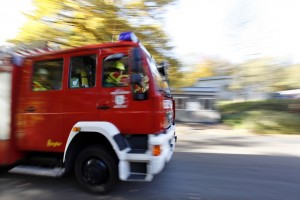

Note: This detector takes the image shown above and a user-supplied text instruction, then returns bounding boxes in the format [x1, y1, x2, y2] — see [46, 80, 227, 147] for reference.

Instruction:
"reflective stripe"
[106, 72, 122, 85]
[80, 70, 89, 87]
[33, 81, 48, 91]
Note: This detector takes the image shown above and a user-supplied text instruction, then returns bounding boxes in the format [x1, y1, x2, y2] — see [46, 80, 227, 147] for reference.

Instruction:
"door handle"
[97, 105, 110, 110]
[25, 106, 36, 112]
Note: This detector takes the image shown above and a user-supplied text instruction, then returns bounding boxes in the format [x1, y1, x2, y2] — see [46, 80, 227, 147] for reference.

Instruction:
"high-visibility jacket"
[33, 81, 51, 91]
[106, 72, 128, 86]
[80, 70, 89, 87]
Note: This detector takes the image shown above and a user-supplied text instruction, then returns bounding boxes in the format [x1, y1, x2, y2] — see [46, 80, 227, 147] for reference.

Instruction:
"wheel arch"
[63, 122, 122, 173]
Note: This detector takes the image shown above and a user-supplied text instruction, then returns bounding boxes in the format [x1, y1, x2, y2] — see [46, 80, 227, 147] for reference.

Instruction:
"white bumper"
[148, 125, 176, 174]
[118, 125, 176, 181]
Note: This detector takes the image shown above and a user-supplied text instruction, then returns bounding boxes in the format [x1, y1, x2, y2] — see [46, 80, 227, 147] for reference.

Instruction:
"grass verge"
[219, 100, 300, 135]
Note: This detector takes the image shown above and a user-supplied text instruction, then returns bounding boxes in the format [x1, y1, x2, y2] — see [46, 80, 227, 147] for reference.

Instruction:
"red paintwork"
[0, 40, 170, 162]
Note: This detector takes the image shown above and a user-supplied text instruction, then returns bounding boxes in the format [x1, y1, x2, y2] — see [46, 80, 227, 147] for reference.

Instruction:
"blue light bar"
[12, 54, 24, 66]
[118, 32, 139, 43]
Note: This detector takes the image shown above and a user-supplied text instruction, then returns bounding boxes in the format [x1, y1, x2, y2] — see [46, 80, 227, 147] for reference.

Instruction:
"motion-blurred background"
[1, 0, 299, 134]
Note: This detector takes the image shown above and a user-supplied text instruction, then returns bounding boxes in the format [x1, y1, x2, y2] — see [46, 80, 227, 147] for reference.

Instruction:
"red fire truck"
[0, 32, 176, 193]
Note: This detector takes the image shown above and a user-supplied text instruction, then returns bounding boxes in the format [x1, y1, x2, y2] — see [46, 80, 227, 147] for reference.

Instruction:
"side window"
[199, 98, 216, 110]
[175, 97, 187, 109]
[32, 59, 63, 91]
[69, 54, 97, 89]
[102, 56, 129, 87]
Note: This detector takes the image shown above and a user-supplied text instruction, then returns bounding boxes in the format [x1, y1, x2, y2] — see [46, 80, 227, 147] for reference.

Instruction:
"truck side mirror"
[158, 61, 168, 77]
[131, 48, 144, 73]
[130, 48, 148, 101]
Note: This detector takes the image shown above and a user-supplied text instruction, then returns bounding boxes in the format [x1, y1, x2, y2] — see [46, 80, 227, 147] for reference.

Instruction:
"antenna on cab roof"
[112, 21, 117, 42]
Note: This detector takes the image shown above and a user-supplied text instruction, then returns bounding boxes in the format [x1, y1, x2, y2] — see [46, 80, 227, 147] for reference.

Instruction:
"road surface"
[1, 123, 300, 200]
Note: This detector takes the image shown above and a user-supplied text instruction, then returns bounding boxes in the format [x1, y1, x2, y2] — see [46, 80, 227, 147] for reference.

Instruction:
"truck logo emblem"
[115, 95, 125, 105]
[47, 139, 62, 148]
[113, 95, 128, 108]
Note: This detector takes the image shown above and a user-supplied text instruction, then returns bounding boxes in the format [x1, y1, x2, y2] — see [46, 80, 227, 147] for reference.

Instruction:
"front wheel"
[0, 163, 16, 175]
[75, 146, 118, 194]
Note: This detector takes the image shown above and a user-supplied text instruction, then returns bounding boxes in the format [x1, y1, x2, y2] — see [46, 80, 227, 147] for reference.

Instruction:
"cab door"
[98, 47, 161, 134]
[62, 52, 98, 137]
[97, 52, 133, 132]
[97, 50, 153, 134]
[19, 58, 64, 152]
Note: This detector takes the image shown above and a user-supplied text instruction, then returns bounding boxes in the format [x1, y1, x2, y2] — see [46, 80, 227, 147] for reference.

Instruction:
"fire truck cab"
[0, 32, 176, 193]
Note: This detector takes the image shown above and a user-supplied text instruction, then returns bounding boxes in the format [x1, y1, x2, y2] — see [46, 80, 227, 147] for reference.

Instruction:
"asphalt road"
[1, 123, 300, 200]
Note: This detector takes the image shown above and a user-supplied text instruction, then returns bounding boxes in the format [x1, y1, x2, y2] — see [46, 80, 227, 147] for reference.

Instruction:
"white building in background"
[172, 86, 220, 123]
[172, 76, 269, 123]
[194, 76, 233, 100]
[172, 75, 299, 123]
[172, 76, 233, 123]
[194, 76, 269, 101]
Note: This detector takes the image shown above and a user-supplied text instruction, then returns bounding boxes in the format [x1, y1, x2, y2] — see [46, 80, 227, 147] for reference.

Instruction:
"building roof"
[171, 87, 218, 95]
[197, 76, 232, 82]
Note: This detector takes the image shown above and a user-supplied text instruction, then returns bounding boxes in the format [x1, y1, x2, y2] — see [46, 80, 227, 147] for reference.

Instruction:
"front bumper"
[148, 125, 176, 174]
[118, 125, 177, 181]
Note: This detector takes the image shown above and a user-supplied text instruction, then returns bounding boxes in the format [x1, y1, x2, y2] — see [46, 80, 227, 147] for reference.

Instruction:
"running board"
[9, 165, 65, 177]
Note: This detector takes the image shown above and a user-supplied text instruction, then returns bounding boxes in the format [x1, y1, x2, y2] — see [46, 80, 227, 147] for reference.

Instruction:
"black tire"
[75, 145, 118, 194]
[0, 165, 13, 175]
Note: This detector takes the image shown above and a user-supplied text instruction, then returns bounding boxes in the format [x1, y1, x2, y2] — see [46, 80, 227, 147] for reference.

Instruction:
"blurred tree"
[273, 64, 300, 90]
[207, 58, 235, 77]
[176, 55, 300, 97]
[229, 57, 286, 99]
[179, 58, 216, 87]
[177, 58, 235, 87]
[10, 0, 181, 86]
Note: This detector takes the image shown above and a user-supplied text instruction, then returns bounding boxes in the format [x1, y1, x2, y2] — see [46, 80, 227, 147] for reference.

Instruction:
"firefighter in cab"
[33, 68, 53, 91]
[105, 61, 128, 86]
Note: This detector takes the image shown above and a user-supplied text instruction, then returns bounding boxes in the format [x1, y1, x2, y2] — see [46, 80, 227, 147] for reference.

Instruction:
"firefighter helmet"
[114, 61, 125, 71]
[37, 68, 49, 75]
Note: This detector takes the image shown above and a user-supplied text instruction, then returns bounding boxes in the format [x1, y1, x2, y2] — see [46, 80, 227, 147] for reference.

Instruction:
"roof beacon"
[118, 32, 139, 43]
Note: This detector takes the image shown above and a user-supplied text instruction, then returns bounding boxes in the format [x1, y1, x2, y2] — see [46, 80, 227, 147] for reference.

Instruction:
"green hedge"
[219, 100, 300, 134]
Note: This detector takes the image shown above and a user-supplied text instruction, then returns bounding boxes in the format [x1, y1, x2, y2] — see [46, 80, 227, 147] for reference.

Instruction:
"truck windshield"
[147, 56, 171, 97]
[139, 44, 171, 97]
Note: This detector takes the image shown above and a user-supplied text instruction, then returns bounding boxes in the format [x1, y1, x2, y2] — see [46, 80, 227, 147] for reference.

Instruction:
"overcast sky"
[0, 0, 32, 46]
[165, 0, 300, 65]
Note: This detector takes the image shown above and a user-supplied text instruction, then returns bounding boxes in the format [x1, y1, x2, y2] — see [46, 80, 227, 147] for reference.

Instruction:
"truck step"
[9, 165, 65, 177]
[127, 173, 147, 181]
[128, 149, 147, 154]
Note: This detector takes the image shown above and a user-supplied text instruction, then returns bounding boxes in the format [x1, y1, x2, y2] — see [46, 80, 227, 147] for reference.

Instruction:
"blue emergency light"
[12, 54, 24, 66]
[118, 32, 139, 43]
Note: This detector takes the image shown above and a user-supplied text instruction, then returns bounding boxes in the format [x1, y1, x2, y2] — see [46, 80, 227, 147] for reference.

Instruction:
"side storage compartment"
[0, 68, 14, 166]
[0, 63, 23, 169]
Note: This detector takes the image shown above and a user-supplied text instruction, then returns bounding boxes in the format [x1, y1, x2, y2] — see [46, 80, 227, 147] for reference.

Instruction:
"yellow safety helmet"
[37, 68, 49, 75]
[114, 61, 125, 71]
